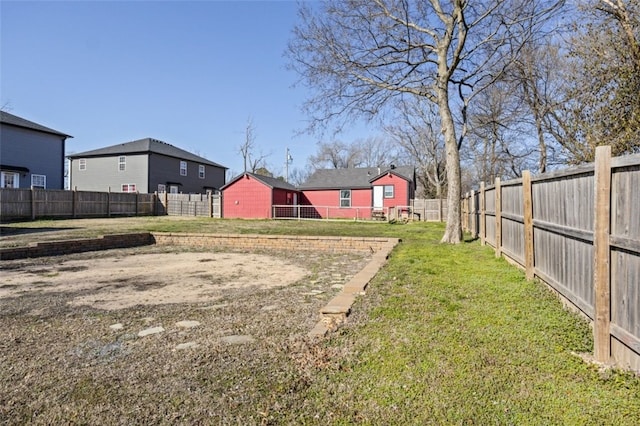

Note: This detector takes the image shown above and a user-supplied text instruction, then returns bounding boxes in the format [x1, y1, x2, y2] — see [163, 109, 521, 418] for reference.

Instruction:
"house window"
[157, 184, 166, 193]
[180, 161, 187, 176]
[118, 156, 126, 171]
[79, 159, 87, 171]
[121, 183, 137, 193]
[384, 185, 395, 198]
[31, 174, 46, 189]
[199, 164, 205, 179]
[340, 189, 351, 207]
[169, 185, 179, 194]
[1, 172, 19, 188]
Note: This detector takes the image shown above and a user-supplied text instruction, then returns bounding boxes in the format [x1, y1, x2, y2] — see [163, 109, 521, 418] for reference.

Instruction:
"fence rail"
[462, 147, 640, 373]
[273, 199, 446, 222]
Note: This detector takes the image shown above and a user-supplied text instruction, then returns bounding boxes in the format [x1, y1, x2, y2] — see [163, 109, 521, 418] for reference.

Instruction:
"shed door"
[373, 185, 384, 210]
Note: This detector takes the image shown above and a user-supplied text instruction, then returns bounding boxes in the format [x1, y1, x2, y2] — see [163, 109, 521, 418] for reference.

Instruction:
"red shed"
[221, 172, 299, 219]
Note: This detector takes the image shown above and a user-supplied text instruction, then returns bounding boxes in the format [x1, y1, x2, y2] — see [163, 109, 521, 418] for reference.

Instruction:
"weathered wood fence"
[410, 198, 447, 221]
[160, 193, 221, 218]
[0, 188, 157, 221]
[461, 146, 640, 373]
[0, 189, 222, 221]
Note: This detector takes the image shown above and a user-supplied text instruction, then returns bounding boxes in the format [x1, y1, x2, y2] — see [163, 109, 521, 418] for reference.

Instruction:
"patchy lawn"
[1, 218, 639, 424]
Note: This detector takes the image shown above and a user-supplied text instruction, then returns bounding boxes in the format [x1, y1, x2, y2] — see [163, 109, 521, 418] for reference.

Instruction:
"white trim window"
[198, 164, 205, 179]
[340, 189, 351, 207]
[384, 185, 395, 198]
[169, 185, 179, 194]
[31, 174, 46, 189]
[157, 184, 166, 193]
[79, 159, 87, 171]
[180, 161, 187, 176]
[121, 183, 137, 193]
[1, 171, 19, 188]
[118, 156, 126, 171]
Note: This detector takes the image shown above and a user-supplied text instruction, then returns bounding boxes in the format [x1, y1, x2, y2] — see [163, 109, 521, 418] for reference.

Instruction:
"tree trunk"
[438, 80, 463, 244]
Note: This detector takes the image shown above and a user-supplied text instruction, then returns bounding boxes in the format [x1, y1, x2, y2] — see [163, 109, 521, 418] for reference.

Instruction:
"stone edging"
[308, 238, 400, 338]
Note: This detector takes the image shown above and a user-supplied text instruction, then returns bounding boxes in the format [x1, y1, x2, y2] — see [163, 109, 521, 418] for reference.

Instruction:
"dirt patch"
[0, 245, 371, 423]
[2, 252, 308, 310]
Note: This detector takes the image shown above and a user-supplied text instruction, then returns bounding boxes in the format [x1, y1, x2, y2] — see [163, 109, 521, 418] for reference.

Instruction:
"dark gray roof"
[0, 111, 72, 138]
[68, 137, 226, 169]
[299, 166, 414, 190]
[222, 172, 298, 191]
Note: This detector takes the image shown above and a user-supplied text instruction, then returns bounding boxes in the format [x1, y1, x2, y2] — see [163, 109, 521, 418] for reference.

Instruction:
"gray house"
[0, 111, 72, 190]
[68, 138, 227, 194]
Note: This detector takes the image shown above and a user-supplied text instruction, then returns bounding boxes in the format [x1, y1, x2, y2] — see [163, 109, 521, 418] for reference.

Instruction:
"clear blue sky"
[1, 0, 374, 179]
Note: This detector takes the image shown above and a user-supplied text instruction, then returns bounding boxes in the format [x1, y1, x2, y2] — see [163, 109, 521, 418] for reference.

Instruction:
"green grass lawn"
[2, 218, 639, 423]
[273, 222, 640, 425]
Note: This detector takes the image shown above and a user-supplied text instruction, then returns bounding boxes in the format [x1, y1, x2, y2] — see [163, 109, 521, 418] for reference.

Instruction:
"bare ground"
[0, 244, 371, 424]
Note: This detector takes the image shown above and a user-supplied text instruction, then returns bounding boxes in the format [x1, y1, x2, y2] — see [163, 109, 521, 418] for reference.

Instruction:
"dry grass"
[0, 245, 370, 424]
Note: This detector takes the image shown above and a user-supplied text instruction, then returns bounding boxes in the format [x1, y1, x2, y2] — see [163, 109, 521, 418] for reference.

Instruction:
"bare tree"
[386, 99, 447, 200]
[554, 0, 640, 163]
[464, 79, 538, 184]
[356, 136, 401, 168]
[308, 140, 362, 169]
[287, 167, 311, 186]
[288, 0, 563, 243]
[237, 117, 270, 173]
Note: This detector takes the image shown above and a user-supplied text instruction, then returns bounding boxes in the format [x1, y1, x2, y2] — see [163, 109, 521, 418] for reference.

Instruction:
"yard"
[1, 217, 639, 424]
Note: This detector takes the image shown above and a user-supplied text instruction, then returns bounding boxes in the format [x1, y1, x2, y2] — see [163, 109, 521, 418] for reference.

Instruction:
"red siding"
[371, 173, 411, 208]
[302, 188, 372, 219]
[222, 175, 273, 218]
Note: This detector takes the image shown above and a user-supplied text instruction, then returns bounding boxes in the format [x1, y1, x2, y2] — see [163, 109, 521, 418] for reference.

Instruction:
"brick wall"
[0, 233, 155, 260]
[0, 232, 399, 260]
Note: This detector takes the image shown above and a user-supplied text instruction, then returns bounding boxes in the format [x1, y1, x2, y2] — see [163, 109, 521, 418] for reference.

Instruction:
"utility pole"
[285, 148, 293, 182]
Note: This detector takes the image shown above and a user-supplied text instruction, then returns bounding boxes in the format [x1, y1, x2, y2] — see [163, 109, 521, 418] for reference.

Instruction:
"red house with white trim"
[298, 166, 415, 219]
[220, 166, 415, 220]
[221, 172, 299, 219]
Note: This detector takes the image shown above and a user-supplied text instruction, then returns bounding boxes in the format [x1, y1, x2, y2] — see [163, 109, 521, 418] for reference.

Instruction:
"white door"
[373, 185, 384, 210]
[1, 172, 19, 188]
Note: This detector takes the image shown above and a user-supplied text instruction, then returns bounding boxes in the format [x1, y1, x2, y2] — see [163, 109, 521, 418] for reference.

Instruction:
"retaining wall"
[0, 233, 155, 260]
[0, 232, 398, 260]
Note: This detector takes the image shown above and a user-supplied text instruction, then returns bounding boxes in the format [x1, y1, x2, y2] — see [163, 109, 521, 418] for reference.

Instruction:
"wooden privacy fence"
[160, 193, 221, 218]
[461, 146, 640, 373]
[411, 198, 447, 221]
[0, 189, 222, 221]
[0, 188, 156, 221]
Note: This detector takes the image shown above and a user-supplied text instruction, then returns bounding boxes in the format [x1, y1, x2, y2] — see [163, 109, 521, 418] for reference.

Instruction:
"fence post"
[208, 192, 213, 217]
[593, 145, 612, 363]
[461, 194, 466, 231]
[471, 191, 477, 238]
[30, 187, 36, 220]
[107, 187, 111, 217]
[73, 187, 78, 218]
[480, 182, 486, 245]
[523, 171, 535, 280]
[153, 191, 158, 216]
[495, 177, 502, 258]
